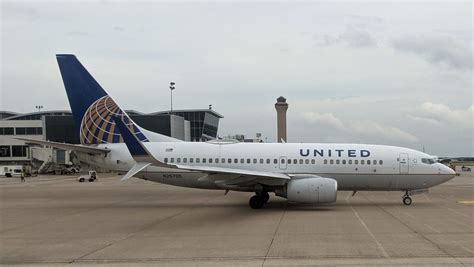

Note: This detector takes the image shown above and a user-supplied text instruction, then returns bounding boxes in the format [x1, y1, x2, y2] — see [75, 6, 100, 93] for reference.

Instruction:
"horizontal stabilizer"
[121, 162, 151, 181]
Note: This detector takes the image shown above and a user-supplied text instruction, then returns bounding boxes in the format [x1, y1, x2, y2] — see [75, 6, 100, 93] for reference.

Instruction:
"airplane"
[19, 54, 457, 209]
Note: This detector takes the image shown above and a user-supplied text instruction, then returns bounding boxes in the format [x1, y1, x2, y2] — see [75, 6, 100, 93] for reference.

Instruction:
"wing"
[16, 138, 110, 155]
[176, 164, 290, 187]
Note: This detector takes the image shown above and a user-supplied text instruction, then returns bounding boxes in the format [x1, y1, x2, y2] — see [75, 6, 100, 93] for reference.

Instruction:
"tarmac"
[0, 173, 473, 266]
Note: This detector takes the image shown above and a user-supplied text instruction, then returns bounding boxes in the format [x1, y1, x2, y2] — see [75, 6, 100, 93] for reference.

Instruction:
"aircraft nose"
[438, 163, 456, 177]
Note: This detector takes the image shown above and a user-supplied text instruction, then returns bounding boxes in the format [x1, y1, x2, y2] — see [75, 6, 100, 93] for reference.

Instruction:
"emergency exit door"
[399, 153, 409, 174]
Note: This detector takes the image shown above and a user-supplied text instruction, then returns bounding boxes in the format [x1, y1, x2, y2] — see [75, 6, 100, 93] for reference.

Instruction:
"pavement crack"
[262, 202, 286, 267]
[359, 193, 465, 266]
[348, 200, 389, 259]
[71, 194, 219, 263]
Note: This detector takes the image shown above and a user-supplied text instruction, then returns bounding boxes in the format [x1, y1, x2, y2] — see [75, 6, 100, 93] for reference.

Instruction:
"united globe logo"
[79, 96, 148, 144]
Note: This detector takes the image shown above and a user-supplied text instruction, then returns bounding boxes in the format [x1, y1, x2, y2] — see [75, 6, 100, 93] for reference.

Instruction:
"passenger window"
[299, 159, 303, 164]
[330, 159, 334, 164]
[196, 158, 200, 163]
[228, 158, 232, 163]
[170, 158, 175, 163]
[281, 158, 285, 164]
[367, 160, 370, 165]
[215, 158, 219, 163]
[336, 159, 340, 164]
[293, 159, 297, 164]
[355, 159, 358, 164]
[209, 158, 213, 163]
[253, 159, 257, 164]
[260, 159, 264, 164]
[274, 159, 278, 164]
[288, 159, 291, 164]
[203, 158, 207, 163]
[239, 158, 243, 164]
[342, 160, 346, 164]
[247, 159, 251, 164]
[348, 160, 352, 164]
[324, 159, 328, 164]
[373, 160, 377, 165]
[183, 158, 187, 163]
[164, 158, 168, 163]
[266, 159, 270, 164]
[221, 158, 225, 163]
[305, 159, 309, 164]
[177, 158, 182, 163]
[234, 158, 238, 163]
[311, 159, 315, 164]
[361, 160, 364, 165]
[190, 158, 194, 163]
[379, 160, 383, 165]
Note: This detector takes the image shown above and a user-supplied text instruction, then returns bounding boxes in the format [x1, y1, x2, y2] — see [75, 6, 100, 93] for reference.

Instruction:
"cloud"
[65, 31, 89, 36]
[350, 120, 418, 143]
[346, 15, 384, 30]
[409, 102, 474, 125]
[392, 36, 472, 70]
[303, 112, 418, 143]
[314, 28, 376, 48]
[1, 4, 39, 21]
[303, 112, 345, 130]
[340, 29, 376, 47]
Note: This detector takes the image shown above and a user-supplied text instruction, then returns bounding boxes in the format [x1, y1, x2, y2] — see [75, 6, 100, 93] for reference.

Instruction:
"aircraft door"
[279, 156, 287, 170]
[399, 153, 409, 174]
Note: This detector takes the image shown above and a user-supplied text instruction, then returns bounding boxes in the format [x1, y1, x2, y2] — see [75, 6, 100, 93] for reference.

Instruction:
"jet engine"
[275, 177, 338, 203]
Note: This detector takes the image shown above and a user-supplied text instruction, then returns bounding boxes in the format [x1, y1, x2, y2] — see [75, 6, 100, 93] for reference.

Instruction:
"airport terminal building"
[0, 109, 223, 172]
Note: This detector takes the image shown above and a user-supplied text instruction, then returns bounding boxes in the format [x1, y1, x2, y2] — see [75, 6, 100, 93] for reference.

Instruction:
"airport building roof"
[2, 109, 223, 120]
[149, 109, 224, 118]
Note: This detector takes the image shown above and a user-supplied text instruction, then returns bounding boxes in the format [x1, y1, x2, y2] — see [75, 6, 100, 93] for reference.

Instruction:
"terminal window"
[12, 146, 28, 157]
[0, 146, 10, 157]
[0, 127, 14, 135]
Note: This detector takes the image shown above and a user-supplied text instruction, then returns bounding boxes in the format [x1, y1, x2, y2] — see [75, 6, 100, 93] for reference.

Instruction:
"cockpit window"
[421, 158, 436, 164]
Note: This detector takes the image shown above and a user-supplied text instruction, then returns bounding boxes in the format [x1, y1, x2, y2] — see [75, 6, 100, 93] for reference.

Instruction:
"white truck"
[1, 165, 23, 178]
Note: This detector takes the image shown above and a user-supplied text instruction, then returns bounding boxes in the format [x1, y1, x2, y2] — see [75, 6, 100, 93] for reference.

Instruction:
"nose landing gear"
[403, 196, 412, 205]
[402, 190, 412, 205]
[249, 191, 270, 209]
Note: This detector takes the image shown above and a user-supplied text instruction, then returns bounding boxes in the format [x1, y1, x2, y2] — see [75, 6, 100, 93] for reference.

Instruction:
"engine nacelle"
[276, 177, 338, 203]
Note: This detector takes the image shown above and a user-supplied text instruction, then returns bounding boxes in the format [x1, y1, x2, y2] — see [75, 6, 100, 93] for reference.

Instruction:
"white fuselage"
[77, 142, 456, 192]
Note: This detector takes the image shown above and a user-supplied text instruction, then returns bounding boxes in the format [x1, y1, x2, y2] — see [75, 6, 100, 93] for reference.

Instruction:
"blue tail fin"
[56, 54, 149, 145]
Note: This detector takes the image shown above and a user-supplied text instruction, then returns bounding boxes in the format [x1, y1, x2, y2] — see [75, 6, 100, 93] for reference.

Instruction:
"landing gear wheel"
[403, 196, 412, 205]
[260, 191, 270, 203]
[249, 195, 264, 209]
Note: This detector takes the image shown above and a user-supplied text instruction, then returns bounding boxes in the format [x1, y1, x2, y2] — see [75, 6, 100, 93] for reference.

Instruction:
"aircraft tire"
[261, 191, 270, 203]
[403, 196, 412, 205]
[249, 195, 264, 209]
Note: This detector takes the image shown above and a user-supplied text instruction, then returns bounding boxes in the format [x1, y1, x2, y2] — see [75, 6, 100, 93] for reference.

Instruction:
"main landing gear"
[402, 190, 412, 206]
[249, 191, 270, 209]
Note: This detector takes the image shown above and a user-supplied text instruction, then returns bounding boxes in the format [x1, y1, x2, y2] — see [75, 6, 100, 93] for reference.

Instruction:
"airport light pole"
[169, 82, 175, 114]
[35, 105, 44, 112]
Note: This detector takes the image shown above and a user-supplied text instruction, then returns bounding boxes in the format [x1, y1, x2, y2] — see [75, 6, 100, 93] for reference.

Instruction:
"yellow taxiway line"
[457, 200, 474, 205]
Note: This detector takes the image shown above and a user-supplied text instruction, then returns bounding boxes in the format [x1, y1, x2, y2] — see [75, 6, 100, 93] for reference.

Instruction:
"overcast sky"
[1, 1, 472, 156]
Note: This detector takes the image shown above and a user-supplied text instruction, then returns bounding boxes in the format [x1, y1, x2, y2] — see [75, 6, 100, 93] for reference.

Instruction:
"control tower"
[274, 96, 288, 143]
